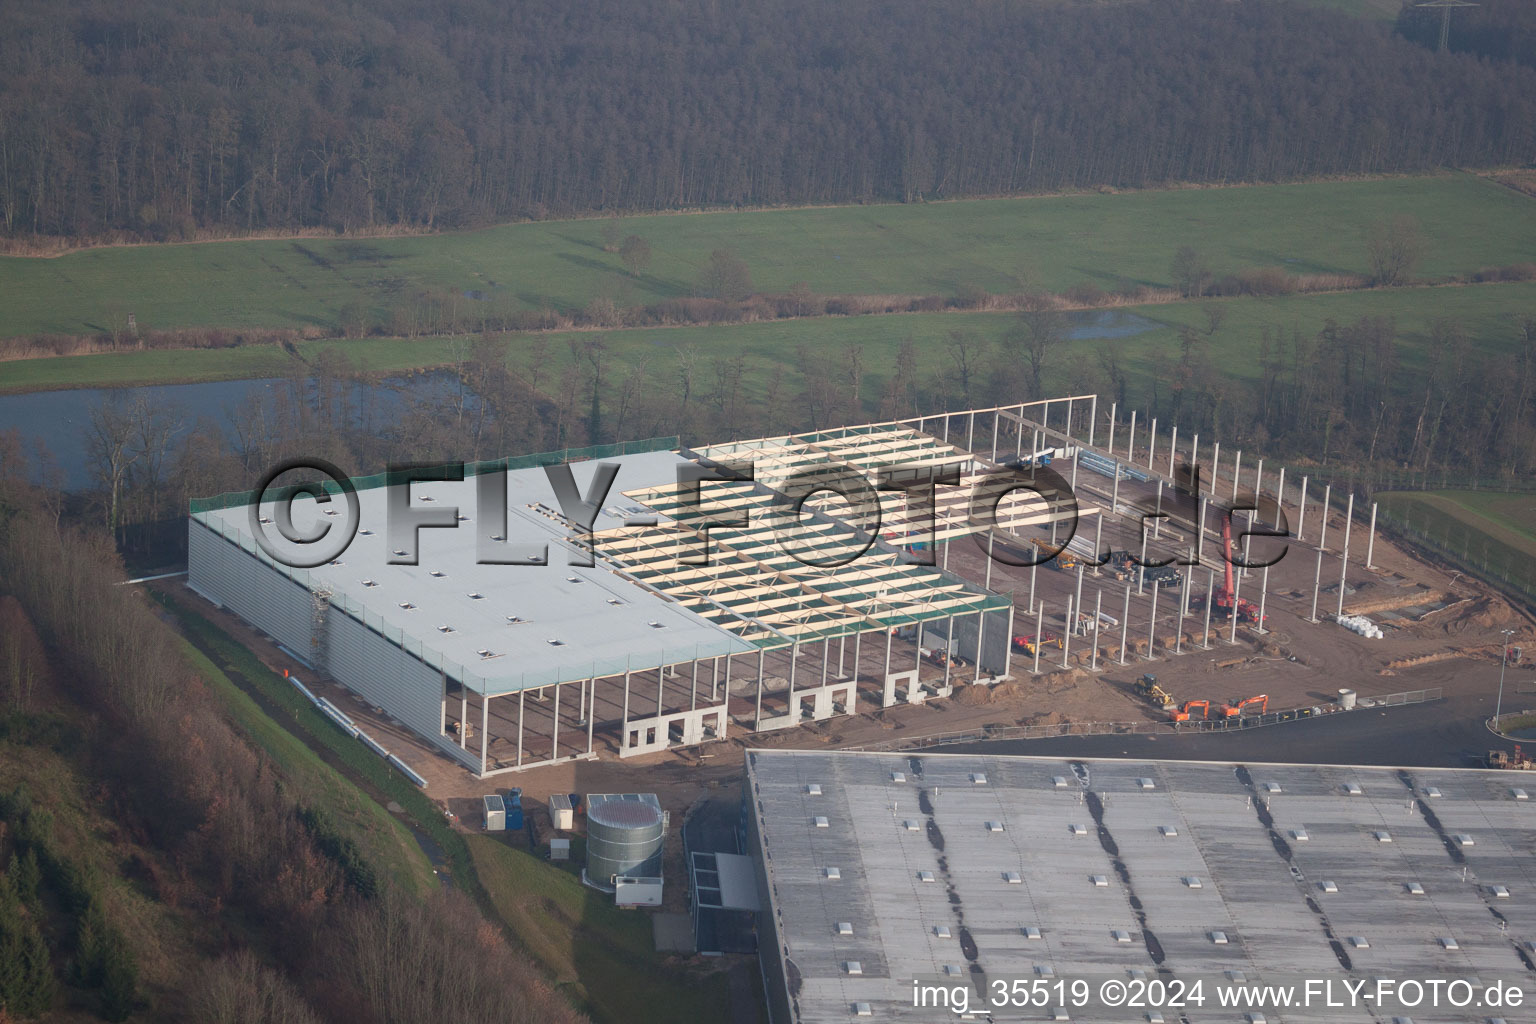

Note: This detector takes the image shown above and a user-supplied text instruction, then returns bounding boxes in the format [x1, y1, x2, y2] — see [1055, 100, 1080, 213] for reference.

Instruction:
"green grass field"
[467, 836, 734, 1024]
[1, 173, 1531, 338]
[1377, 489, 1536, 597]
[5, 279, 1533, 405]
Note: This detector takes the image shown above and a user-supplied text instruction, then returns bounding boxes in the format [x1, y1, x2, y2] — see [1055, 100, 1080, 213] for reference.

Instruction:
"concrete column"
[975, 609, 987, 684]
[1231, 450, 1242, 502]
[984, 532, 995, 591]
[883, 628, 893, 683]
[552, 681, 561, 759]
[587, 684, 596, 753]
[1002, 603, 1015, 678]
[992, 410, 999, 463]
[713, 656, 722, 701]
[481, 694, 490, 776]
[1138, 530, 1149, 595]
[1253, 459, 1264, 505]
[1319, 484, 1332, 551]
[944, 615, 955, 690]
[1366, 502, 1379, 569]
[1062, 596, 1073, 669]
[722, 654, 732, 703]
[1202, 569, 1215, 648]
[1297, 475, 1310, 542]
[754, 650, 765, 728]
[656, 666, 664, 717]
[1309, 547, 1324, 623]
[1153, 479, 1164, 540]
[1175, 569, 1187, 655]
[1091, 590, 1103, 672]
[460, 689, 468, 749]
[1108, 403, 1117, 456]
[1337, 493, 1355, 618]
[1148, 418, 1158, 470]
[691, 656, 699, 711]
[1147, 582, 1160, 658]
[1256, 566, 1270, 634]
[1196, 495, 1208, 567]
[1210, 441, 1221, 495]
[1275, 467, 1287, 532]
[1119, 586, 1131, 665]
[1169, 425, 1178, 477]
[1229, 555, 1242, 645]
[1111, 459, 1121, 513]
[1074, 562, 1085, 628]
[1088, 395, 1098, 448]
[1033, 604, 1044, 675]
[1016, 412, 1025, 457]
[967, 410, 975, 454]
[1092, 514, 1104, 574]
[621, 669, 631, 741]
[1029, 558, 1038, 613]
[1190, 434, 1200, 488]
[787, 641, 799, 717]
[516, 691, 525, 767]
[1128, 411, 1137, 464]
[853, 630, 862, 684]
[822, 638, 831, 686]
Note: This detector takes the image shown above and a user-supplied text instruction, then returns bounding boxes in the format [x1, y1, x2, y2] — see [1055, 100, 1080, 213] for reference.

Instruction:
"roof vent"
[478, 649, 497, 659]
[943, 964, 964, 976]
[852, 1004, 872, 1017]
[1136, 777, 1155, 790]
[1022, 926, 1042, 939]
[1091, 874, 1109, 887]
[1004, 871, 1023, 884]
[1159, 825, 1178, 837]
[1111, 929, 1132, 943]
[1490, 885, 1511, 899]
[566, 575, 584, 584]
[1209, 930, 1229, 944]
[805, 783, 822, 796]
[1321, 880, 1339, 893]
[813, 816, 829, 828]
[1052, 775, 1068, 788]
[1263, 782, 1282, 793]
[1512, 788, 1529, 801]
[1070, 824, 1088, 836]
[1291, 827, 1310, 841]
[393, 549, 407, 557]
[546, 638, 565, 647]
[985, 821, 1005, 833]
[891, 771, 906, 782]
[607, 598, 625, 606]
[1438, 936, 1460, 950]
[437, 624, 455, 633]
[1348, 936, 1370, 948]
[329, 559, 344, 566]
[835, 922, 853, 936]
[399, 602, 416, 610]
[362, 579, 379, 588]
[824, 867, 841, 880]
[1343, 782, 1363, 796]
[648, 621, 667, 629]
[844, 961, 862, 975]
[1424, 785, 1443, 797]
[1453, 833, 1475, 847]
[467, 592, 485, 600]
[429, 570, 446, 578]
[1374, 830, 1393, 843]
[507, 615, 526, 624]
[358, 529, 373, 535]
[1183, 876, 1203, 889]
[934, 925, 952, 937]
[970, 772, 988, 785]
[917, 870, 935, 883]
[903, 820, 920, 832]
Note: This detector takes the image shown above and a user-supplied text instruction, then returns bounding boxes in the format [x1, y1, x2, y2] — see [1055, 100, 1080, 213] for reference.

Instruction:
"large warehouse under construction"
[187, 396, 1386, 779]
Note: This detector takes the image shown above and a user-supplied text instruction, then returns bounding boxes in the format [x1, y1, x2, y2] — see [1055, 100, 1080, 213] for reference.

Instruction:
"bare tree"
[1170, 245, 1211, 298]
[1365, 214, 1425, 286]
[87, 398, 140, 538]
[619, 234, 652, 275]
[1009, 298, 1069, 399]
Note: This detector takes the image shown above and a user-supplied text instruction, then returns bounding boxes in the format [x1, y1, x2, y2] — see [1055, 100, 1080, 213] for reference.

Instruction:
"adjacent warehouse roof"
[746, 750, 1536, 1024]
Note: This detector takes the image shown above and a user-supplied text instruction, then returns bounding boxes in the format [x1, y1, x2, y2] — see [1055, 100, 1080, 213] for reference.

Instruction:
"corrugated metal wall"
[188, 518, 480, 773]
[325, 608, 479, 771]
[187, 519, 314, 656]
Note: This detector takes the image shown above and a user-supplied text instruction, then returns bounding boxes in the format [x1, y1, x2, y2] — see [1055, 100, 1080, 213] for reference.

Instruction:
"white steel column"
[1256, 566, 1270, 634]
[1297, 475, 1310, 542]
[1308, 547, 1324, 623]
[1169, 425, 1178, 476]
[1119, 586, 1131, 664]
[1148, 418, 1157, 469]
[1061, 596, 1072, 669]
[1088, 395, 1098, 448]
[1202, 569, 1215, 648]
[552, 681, 561, 760]
[1147, 582, 1159, 658]
[1337, 493, 1355, 618]
[517, 691, 525, 768]
[1033, 604, 1044, 675]
[481, 694, 490, 776]
[1366, 502, 1379, 569]
[1231, 450, 1242, 502]
[1128, 411, 1137, 463]
[1091, 590, 1103, 672]
[1210, 441, 1221, 495]
[1319, 484, 1332, 551]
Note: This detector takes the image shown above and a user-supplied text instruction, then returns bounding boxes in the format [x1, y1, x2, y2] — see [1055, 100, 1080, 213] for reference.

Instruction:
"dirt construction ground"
[161, 435, 1536, 923]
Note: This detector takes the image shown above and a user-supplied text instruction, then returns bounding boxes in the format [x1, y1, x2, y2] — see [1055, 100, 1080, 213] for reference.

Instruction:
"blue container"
[507, 807, 524, 831]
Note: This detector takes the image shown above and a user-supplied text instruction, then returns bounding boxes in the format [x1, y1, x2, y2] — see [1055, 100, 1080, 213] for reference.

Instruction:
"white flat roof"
[194, 450, 754, 693]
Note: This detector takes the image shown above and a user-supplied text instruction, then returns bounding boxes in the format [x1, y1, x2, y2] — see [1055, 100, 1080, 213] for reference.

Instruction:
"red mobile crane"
[1190, 515, 1265, 625]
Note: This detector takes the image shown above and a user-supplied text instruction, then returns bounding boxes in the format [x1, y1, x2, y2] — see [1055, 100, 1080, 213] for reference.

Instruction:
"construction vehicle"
[1190, 515, 1265, 625]
[1488, 745, 1535, 770]
[1012, 632, 1062, 655]
[1031, 537, 1079, 571]
[1134, 673, 1175, 709]
[1219, 694, 1269, 718]
[1171, 699, 1210, 723]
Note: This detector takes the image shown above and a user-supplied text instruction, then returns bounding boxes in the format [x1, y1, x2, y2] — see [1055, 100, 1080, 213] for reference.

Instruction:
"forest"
[2, 0, 1534, 241]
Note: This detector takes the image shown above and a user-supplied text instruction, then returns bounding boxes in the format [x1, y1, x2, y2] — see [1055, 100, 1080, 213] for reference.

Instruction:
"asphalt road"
[931, 690, 1520, 769]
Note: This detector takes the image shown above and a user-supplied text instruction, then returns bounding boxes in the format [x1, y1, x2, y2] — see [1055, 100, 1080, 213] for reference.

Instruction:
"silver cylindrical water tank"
[1337, 688, 1357, 710]
[586, 800, 664, 883]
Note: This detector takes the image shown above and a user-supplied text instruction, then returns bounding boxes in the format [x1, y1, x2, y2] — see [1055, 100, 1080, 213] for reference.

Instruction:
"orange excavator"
[1171, 699, 1211, 723]
[1012, 632, 1063, 655]
[1220, 694, 1268, 719]
[1190, 514, 1265, 625]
